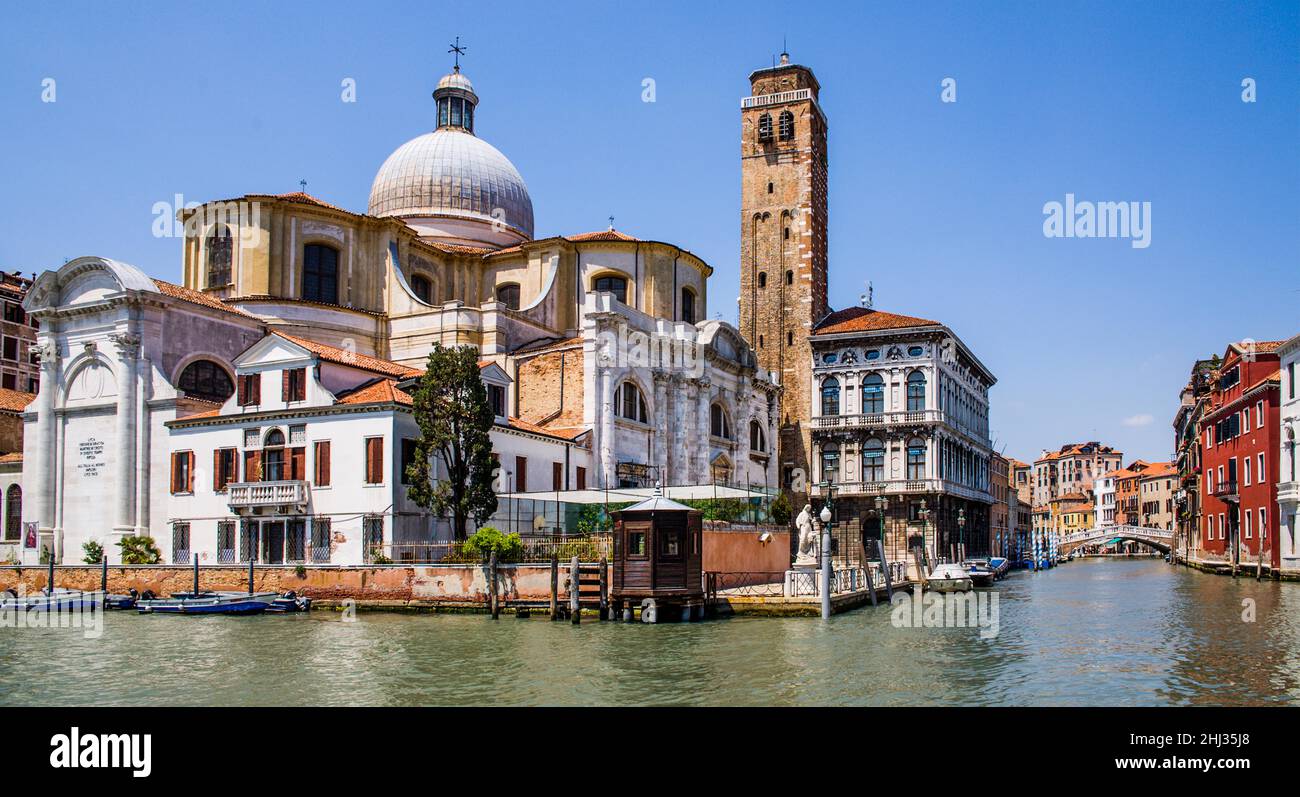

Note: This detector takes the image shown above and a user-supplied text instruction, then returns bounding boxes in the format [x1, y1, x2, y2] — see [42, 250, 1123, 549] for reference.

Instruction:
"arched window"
[710, 404, 732, 439]
[263, 429, 286, 481]
[863, 439, 885, 482]
[758, 272, 767, 288]
[861, 373, 884, 415]
[820, 377, 840, 416]
[906, 438, 926, 480]
[749, 420, 766, 452]
[496, 283, 521, 310]
[592, 275, 627, 304]
[758, 112, 773, 142]
[821, 443, 840, 484]
[206, 225, 232, 287]
[3, 484, 19, 541]
[303, 244, 339, 304]
[778, 110, 794, 140]
[907, 371, 927, 412]
[177, 360, 234, 403]
[410, 274, 432, 304]
[618, 382, 647, 424]
[681, 287, 696, 323]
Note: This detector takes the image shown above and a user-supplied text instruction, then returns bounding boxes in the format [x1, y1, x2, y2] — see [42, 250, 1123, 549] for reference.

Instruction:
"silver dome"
[367, 128, 534, 239]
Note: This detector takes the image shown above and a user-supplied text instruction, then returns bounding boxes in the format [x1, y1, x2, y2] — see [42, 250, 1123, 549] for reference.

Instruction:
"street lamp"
[958, 507, 966, 562]
[818, 483, 833, 619]
[918, 498, 931, 566]
[874, 495, 889, 559]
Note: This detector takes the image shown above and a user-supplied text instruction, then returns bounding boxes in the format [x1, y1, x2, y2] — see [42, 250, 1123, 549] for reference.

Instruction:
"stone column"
[672, 375, 689, 486]
[598, 364, 616, 488]
[33, 341, 60, 540]
[111, 333, 140, 537]
[653, 371, 670, 485]
[696, 377, 711, 483]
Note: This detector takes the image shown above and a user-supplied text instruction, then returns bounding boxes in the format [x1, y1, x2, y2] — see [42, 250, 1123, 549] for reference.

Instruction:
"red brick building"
[1199, 341, 1282, 568]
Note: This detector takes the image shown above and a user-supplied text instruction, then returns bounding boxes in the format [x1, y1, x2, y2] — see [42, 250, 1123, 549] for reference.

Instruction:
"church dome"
[368, 69, 534, 245]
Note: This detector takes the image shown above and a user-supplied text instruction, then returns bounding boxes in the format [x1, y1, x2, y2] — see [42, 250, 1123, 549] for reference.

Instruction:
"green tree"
[82, 539, 104, 564]
[117, 535, 161, 565]
[406, 344, 499, 540]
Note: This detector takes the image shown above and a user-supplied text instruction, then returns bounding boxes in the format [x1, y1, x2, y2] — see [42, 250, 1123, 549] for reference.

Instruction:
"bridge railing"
[1061, 524, 1174, 545]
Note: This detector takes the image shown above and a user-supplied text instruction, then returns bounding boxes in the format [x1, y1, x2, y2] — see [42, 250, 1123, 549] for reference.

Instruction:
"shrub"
[770, 492, 793, 526]
[464, 526, 523, 563]
[117, 535, 162, 565]
[82, 540, 104, 564]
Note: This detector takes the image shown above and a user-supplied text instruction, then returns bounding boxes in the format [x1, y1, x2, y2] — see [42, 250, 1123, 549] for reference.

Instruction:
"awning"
[496, 484, 776, 504]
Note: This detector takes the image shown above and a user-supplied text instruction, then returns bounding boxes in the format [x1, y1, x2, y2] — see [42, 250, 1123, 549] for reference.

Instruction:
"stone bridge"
[1060, 525, 1173, 555]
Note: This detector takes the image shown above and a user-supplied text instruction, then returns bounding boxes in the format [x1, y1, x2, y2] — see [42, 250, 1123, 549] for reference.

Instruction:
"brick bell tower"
[738, 52, 828, 489]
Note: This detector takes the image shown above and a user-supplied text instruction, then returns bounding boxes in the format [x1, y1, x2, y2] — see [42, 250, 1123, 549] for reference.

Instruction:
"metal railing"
[812, 409, 940, 430]
[704, 571, 786, 599]
[1211, 480, 1239, 499]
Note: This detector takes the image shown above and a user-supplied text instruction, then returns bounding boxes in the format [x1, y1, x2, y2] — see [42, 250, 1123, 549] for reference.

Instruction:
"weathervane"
[299, 179, 307, 192]
[448, 36, 467, 72]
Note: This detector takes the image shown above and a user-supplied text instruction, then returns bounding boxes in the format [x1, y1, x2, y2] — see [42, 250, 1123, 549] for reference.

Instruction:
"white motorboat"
[927, 563, 973, 593]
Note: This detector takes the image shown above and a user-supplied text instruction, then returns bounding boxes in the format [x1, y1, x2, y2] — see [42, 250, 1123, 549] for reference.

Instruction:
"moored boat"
[988, 557, 1011, 579]
[0, 587, 103, 612]
[136, 590, 278, 615]
[962, 559, 997, 587]
[927, 563, 973, 593]
[265, 591, 312, 613]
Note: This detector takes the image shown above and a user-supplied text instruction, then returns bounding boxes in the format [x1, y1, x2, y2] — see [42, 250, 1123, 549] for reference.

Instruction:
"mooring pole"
[101, 554, 108, 595]
[598, 556, 609, 620]
[193, 554, 200, 597]
[862, 555, 877, 607]
[248, 554, 255, 595]
[878, 539, 894, 600]
[569, 555, 580, 624]
[819, 523, 832, 619]
[489, 550, 500, 619]
[549, 554, 559, 621]
[46, 553, 54, 595]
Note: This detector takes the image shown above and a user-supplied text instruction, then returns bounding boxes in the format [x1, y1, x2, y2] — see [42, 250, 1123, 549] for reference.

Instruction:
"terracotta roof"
[505, 416, 588, 441]
[1140, 461, 1178, 479]
[1236, 340, 1285, 355]
[514, 336, 583, 356]
[153, 279, 253, 317]
[0, 452, 22, 464]
[424, 241, 496, 256]
[0, 388, 36, 413]
[566, 229, 639, 242]
[336, 379, 413, 407]
[271, 192, 353, 214]
[812, 306, 941, 336]
[271, 331, 423, 379]
[229, 295, 388, 318]
[1244, 369, 1282, 393]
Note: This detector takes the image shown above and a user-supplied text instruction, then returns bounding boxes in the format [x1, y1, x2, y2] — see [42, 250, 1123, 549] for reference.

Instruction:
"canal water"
[3, 558, 1300, 706]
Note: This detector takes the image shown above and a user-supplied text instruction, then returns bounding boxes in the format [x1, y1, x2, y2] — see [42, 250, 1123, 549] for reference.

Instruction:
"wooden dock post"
[100, 554, 108, 595]
[192, 554, 200, 597]
[598, 557, 609, 620]
[549, 554, 559, 621]
[862, 558, 877, 606]
[877, 540, 894, 600]
[912, 550, 927, 588]
[248, 555, 255, 594]
[1256, 544, 1264, 582]
[569, 556, 580, 624]
[489, 550, 500, 619]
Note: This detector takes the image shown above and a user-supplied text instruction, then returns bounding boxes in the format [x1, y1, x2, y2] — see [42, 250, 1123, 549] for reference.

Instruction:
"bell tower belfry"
[738, 52, 828, 487]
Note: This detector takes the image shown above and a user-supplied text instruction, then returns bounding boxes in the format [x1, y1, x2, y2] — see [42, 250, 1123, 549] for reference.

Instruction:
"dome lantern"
[434, 66, 477, 134]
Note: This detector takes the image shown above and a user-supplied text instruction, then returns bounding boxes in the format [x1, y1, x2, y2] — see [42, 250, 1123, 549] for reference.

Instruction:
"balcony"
[813, 409, 941, 430]
[1279, 481, 1300, 505]
[1210, 480, 1238, 502]
[810, 478, 993, 504]
[227, 481, 310, 512]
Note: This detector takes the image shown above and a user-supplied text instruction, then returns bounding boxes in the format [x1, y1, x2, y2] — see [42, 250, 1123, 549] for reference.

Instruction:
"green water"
[3, 558, 1299, 706]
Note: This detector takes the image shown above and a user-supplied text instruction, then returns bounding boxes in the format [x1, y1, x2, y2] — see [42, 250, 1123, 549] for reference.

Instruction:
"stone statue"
[794, 503, 818, 568]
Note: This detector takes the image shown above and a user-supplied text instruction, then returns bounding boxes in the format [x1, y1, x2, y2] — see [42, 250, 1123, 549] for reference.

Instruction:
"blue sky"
[2, 0, 1297, 464]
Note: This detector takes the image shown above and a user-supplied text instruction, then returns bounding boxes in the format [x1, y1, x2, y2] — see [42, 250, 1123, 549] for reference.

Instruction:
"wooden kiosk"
[611, 490, 705, 623]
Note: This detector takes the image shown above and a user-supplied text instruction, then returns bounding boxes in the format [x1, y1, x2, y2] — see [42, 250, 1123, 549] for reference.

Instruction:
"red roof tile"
[153, 279, 252, 317]
[272, 332, 422, 379]
[566, 229, 639, 242]
[505, 416, 588, 440]
[812, 306, 941, 336]
[0, 388, 36, 413]
[336, 379, 413, 407]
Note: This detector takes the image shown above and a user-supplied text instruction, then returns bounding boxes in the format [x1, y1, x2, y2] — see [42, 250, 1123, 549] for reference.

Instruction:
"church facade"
[19, 62, 777, 565]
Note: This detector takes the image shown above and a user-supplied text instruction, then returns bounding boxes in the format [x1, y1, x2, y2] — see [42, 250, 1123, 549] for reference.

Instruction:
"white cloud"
[1122, 413, 1154, 428]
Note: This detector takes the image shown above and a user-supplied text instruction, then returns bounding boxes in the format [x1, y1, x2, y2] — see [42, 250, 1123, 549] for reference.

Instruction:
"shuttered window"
[237, 373, 261, 406]
[364, 438, 383, 484]
[243, 450, 262, 483]
[170, 452, 195, 494]
[213, 448, 237, 491]
[289, 446, 306, 480]
[314, 441, 331, 486]
[282, 368, 306, 402]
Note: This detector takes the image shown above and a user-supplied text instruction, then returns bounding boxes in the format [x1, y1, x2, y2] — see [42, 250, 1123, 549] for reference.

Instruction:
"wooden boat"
[988, 557, 1011, 579]
[265, 591, 312, 613]
[927, 563, 973, 593]
[962, 559, 997, 587]
[0, 587, 103, 612]
[136, 590, 278, 615]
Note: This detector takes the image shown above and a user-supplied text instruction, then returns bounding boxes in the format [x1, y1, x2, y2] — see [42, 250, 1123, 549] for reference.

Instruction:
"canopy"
[495, 484, 775, 504]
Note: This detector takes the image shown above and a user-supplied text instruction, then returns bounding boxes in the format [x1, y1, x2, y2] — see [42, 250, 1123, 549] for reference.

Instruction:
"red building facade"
[1199, 341, 1282, 568]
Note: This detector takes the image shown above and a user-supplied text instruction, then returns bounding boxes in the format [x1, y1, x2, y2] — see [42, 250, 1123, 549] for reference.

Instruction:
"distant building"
[1032, 442, 1123, 510]
[1138, 461, 1178, 531]
[0, 271, 40, 394]
[1094, 472, 1116, 527]
[807, 306, 996, 562]
[1051, 492, 1094, 540]
[1113, 460, 1153, 526]
[1172, 357, 1216, 561]
[1008, 458, 1033, 558]
[991, 452, 1010, 556]
[1199, 340, 1282, 569]
[1274, 334, 1299, 570]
